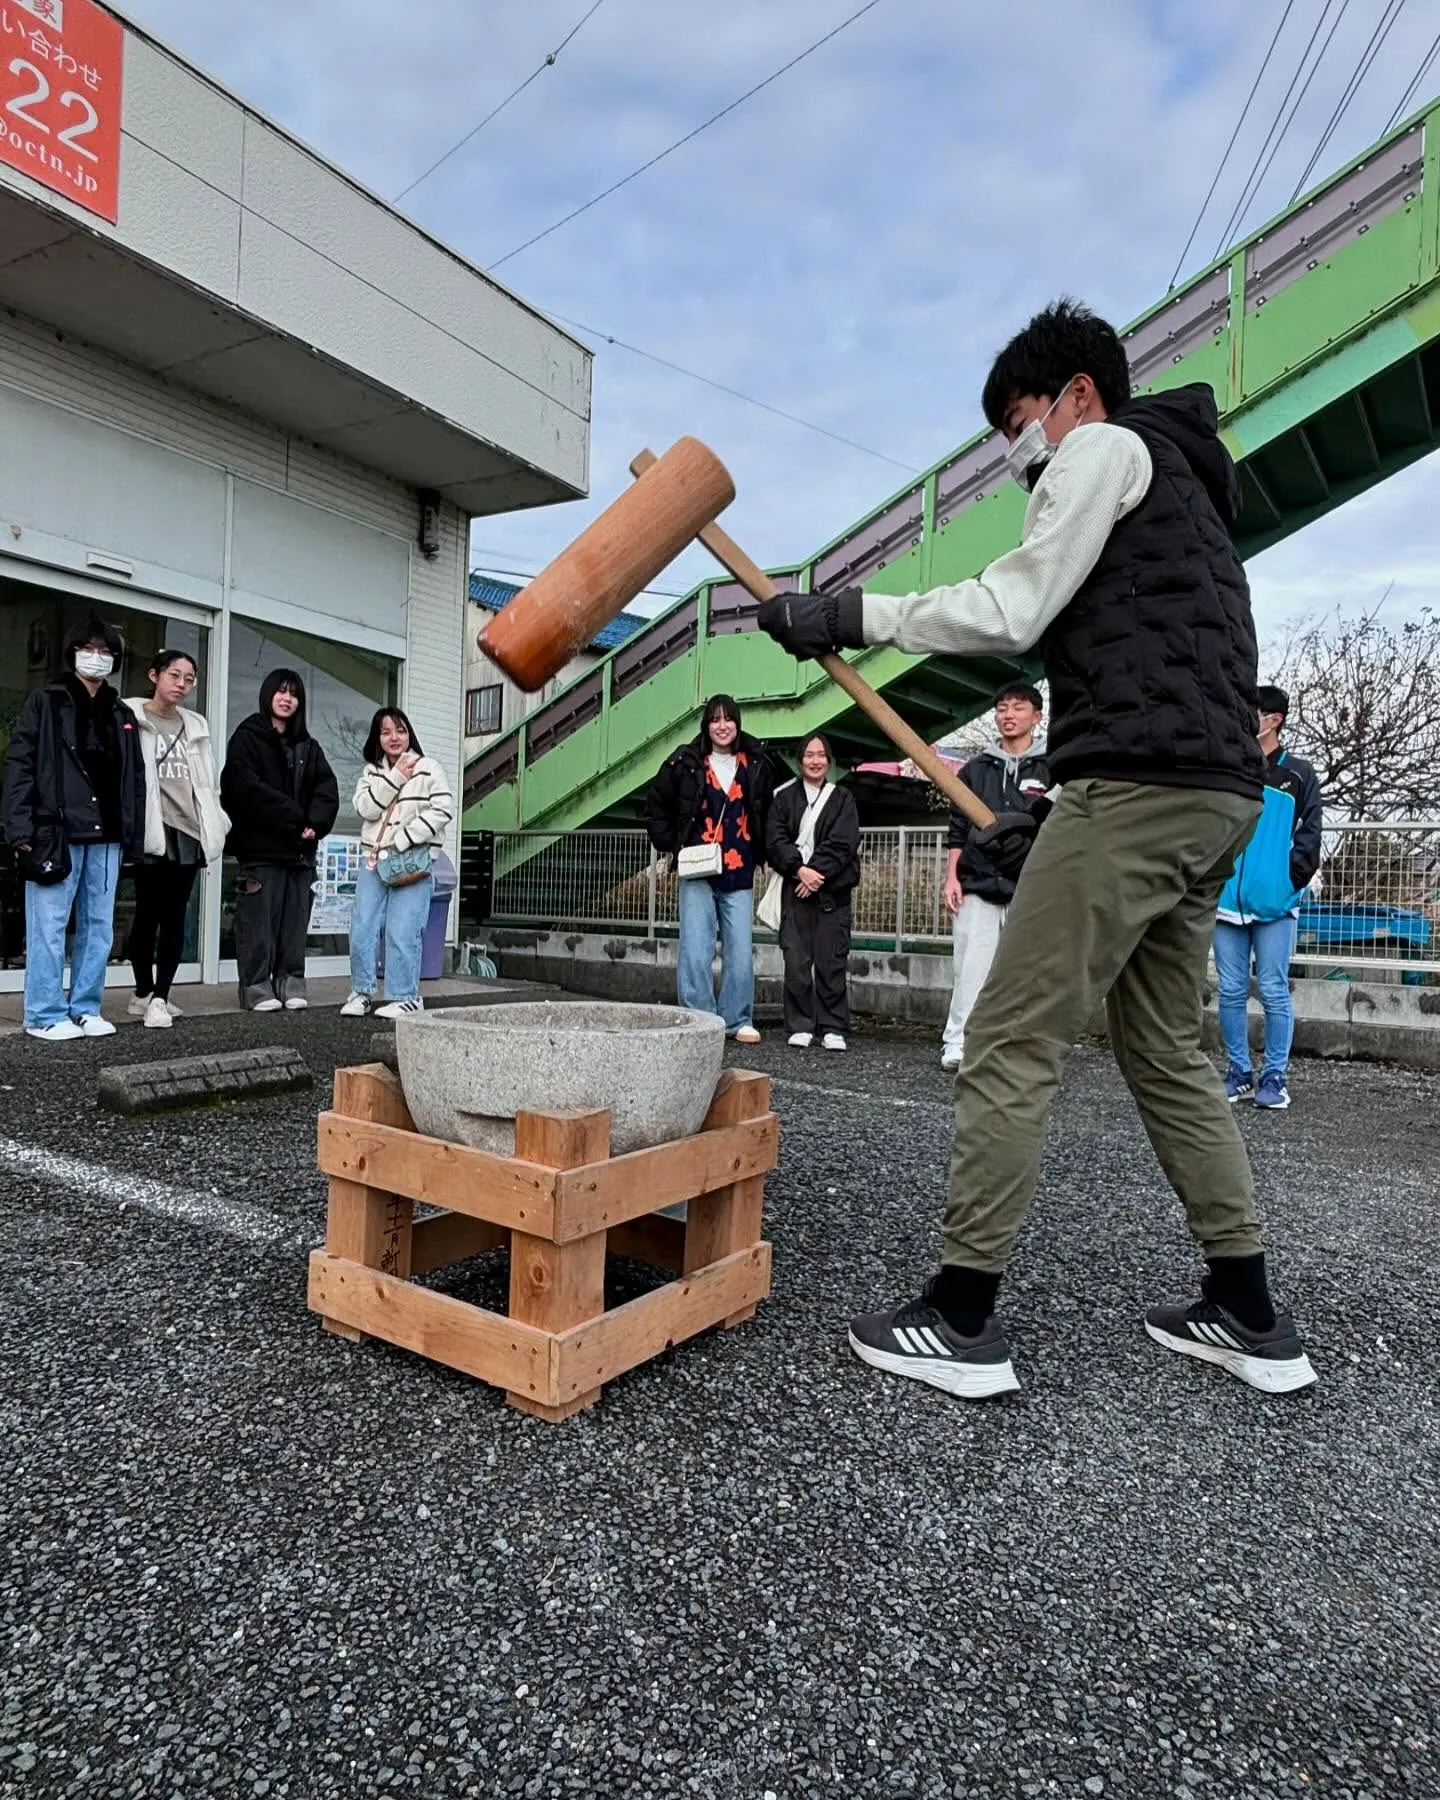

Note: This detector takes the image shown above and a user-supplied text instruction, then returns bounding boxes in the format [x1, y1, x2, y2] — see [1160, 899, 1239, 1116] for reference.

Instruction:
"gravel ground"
[0, 1007, 1436, 1800]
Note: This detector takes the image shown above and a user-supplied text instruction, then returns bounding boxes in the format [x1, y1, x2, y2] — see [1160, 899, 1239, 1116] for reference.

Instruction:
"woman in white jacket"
[340, 707, 453, 1019]
[124, 650, 230, 1028]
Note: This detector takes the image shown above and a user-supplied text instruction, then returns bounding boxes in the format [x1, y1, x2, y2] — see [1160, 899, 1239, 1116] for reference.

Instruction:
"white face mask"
[1002, 382, 1076, 492]
[74, 650, 114, 681]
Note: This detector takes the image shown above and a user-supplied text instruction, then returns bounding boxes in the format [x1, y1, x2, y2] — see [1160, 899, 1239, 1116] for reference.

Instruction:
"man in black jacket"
[940, 683, 1051, 1071]
[759, 300, 1316, 1401]
[3, 620, 145, 1041]
[220, 669, 339, 1012]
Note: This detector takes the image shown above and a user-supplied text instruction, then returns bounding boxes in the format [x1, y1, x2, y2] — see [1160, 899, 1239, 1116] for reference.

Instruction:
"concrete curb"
[97, 1047, 313, 1115]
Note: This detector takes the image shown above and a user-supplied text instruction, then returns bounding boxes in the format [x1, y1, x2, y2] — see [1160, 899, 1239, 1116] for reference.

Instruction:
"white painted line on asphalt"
[769, 1077, 949, 1114]
[0, 1136, 303, 1247]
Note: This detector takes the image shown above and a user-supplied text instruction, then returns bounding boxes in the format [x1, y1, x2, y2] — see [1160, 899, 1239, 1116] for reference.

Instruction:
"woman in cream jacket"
[340, 707, 453, 1019]
[124, 651, 230, 1028]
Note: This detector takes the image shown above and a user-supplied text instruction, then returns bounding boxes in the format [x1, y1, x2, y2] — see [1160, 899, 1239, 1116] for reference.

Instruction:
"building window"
[466, 683, 503, 736]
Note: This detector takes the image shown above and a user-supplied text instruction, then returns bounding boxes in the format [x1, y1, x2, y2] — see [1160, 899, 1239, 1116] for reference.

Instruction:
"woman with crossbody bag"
[764, 732, 862, 1051]
[643, 694, 775, 1042]
[341, 707, 454, 1020]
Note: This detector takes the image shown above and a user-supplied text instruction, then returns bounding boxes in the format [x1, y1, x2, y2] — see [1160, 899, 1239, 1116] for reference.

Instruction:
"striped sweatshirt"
[352, 755, 454, 858]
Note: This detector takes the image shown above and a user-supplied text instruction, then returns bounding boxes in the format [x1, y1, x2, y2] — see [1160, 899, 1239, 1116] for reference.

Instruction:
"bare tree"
[1271, 598, 1440, 819]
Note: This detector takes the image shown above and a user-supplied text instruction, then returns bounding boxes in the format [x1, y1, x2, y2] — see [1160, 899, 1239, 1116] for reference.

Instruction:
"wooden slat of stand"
[685, 1070, 771, 1324]
[308, 1253, 554, 1402]
[317, 1113, 557, 1235]
[322, 1066, 417, 1340]
[550, 1114, 778, 1240]
[410, 1212, 508, 1276]
[507, 1109, 611, 1422]
[552, 1244, 772, 1404]
[607, 1212, 686, 1273]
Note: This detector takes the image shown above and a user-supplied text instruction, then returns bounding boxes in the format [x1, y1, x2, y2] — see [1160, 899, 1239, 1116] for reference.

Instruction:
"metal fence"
[481, 820, 1440, 972]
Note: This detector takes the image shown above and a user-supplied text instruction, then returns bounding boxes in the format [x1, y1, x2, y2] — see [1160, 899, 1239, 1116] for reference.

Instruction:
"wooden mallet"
[478, 436, 994, 829]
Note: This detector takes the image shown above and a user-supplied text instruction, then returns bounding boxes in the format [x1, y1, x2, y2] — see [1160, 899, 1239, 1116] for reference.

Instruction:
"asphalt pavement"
[0, 1005, 1435, 1799]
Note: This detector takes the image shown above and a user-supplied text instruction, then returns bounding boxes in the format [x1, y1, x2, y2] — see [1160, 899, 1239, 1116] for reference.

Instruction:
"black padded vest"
[1041, 384, 1265, 800]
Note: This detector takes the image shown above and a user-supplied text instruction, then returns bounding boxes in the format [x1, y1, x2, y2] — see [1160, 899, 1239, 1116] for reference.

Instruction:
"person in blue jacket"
[1213, 685, 1323, 1110]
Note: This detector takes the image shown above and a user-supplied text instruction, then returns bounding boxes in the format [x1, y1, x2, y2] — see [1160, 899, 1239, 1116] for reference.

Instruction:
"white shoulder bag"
[677, 792, 729, 880]
[757, 783, 833, 930]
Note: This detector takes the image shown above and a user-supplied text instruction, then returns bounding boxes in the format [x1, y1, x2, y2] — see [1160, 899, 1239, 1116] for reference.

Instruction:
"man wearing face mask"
[759, 299, 1316, 1401]
[3, 620, 147, 1041]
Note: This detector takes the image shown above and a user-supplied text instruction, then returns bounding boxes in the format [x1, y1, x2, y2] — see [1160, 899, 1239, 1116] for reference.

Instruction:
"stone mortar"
[395, 1001, 725, 1155]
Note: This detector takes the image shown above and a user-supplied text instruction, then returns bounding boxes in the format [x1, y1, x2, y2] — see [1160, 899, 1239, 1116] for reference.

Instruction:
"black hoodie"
[1040, 382, 1265, 800]
[220, 676, 339, 865]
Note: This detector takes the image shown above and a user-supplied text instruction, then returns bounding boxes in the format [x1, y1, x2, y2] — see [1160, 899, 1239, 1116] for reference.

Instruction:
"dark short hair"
[798, 731, 836, 766]
[1256, 684, 1289, 721]
[62, 618, 123, 670]
[981, 299, 1131, 431]
[148, 648, 198, 688]
[363, 706, 425, 764]
[701, 694, 741, 739]
[994, 681, 1043, 712]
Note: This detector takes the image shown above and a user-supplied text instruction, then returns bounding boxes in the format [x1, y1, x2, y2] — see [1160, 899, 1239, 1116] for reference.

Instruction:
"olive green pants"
[944, 778, 1263, 1274]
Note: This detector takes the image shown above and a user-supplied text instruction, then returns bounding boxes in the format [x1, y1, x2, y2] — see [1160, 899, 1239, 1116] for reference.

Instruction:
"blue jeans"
[1213, 915, 1297, 1078]
[24, 841, 122, 1028]
[348, 862, 433, 1002]
[677, 878, 754, 1033]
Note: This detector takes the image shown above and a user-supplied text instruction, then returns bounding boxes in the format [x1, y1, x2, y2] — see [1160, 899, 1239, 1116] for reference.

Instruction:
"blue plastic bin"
[421, 851, 458, 980]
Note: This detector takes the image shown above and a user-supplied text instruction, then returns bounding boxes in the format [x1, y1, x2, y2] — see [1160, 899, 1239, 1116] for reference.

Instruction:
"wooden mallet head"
[479, 436, 735, 693]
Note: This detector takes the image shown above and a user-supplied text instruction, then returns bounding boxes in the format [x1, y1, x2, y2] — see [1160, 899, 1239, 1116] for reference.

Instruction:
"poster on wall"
[0, 0, 125, 225]
[309, 835, 362, 938]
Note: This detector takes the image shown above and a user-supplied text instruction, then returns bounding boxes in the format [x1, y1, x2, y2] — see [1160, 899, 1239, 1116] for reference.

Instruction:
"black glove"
[755, 587, 865, 660]
[970, 809, 1041, 883]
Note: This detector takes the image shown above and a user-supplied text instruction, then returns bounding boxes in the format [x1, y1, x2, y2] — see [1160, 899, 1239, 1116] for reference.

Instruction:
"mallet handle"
[629, 451, 995, 831]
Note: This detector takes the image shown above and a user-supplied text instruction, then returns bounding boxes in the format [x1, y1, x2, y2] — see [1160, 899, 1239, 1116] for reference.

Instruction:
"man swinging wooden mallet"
[757, 299, 1317, 1400]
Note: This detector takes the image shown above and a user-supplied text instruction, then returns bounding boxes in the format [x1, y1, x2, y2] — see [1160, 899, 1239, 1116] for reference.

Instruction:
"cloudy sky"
[123, 0, 1439, 649]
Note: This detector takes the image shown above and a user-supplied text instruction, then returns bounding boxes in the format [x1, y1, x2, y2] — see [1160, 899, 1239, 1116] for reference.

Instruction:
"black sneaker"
[848, 1286, 1020, 1400]
[1144, 1296, 1317, 1393]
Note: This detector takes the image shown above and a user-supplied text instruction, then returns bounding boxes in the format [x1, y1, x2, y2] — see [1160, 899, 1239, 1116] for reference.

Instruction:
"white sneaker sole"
[1144, 1321, 1317, 1393]
[847, 1331, 1021, 1400]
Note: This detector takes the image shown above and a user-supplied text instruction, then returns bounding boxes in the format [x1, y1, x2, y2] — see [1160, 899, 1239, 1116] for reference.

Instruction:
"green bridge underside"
[467, 103, 1440, 833]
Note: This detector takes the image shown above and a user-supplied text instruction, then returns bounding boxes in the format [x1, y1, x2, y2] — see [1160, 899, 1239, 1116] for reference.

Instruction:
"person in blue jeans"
[2, 620, 146, 1042]
[645, 695, 775, 1042]
[341, 708, 454, 1020]
[1213, 684, 1323, 1110]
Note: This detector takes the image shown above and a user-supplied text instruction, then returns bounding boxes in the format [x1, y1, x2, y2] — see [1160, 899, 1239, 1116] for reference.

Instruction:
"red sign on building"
[0, 0, 124, 224]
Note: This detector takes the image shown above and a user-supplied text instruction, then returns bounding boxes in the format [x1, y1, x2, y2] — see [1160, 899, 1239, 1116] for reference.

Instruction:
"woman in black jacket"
[1, 619, 146, 1041]
[220, 669, 339, 1011]
[763, 732, 861, 1052]
[644, 695, 775, 1042]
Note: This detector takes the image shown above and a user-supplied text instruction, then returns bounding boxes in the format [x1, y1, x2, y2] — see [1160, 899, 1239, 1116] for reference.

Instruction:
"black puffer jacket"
[765, 778, 862, 897]
[220, 714, 339, 866]
[1041, 384, 1265, 799]
[644, 730, 775, 858]
[947, 741, 1052, 903]
[2, 675, 145, 854]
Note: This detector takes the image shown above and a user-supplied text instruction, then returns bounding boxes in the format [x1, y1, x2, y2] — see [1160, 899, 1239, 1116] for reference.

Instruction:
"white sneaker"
[733, 1025, 761, 1045]
[26, 1019, 84, 1042]
[940, 1050, 962, 1071]
[373, 997, 423, 1019]
[283, 996, 308, 1011]
[251, 997, 283, 1013]
[77, 1015, 116, 1038]
[339, 992, 372, 1018]
[787, 1031, 813, 1048]
[143, 996, 173, 1029]
[822, 1032, 847, 1052]
[132, 994, 183, 1017]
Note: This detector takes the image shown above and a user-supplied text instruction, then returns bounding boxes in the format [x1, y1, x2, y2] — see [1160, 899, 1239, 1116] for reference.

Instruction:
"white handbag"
[677, 842, 723, 880]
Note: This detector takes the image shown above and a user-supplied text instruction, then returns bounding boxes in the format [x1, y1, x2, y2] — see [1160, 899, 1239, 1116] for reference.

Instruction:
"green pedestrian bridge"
[466, 102, 1440, 835]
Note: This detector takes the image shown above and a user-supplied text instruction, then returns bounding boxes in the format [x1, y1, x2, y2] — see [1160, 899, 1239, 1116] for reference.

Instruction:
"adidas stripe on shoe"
[848, 1290, 1020, 1400]
[1144, 1297, 1317, 1393]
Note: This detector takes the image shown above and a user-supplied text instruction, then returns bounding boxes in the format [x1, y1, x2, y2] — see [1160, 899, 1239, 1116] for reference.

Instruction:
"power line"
[1169, 0, 1300, 288]
[488, 0, 888, 270]
[1291, 0, 1408, 199]
[393, 0, 608, 204]
[1382, 20, 1440, 128]
[549, 309, 922, 471]
[1210, 0, 1351, 260]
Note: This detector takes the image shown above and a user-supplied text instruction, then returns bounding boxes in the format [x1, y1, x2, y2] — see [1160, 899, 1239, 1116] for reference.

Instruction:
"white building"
[463, 575, 645, 758]
[0, 0, 590, 989]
